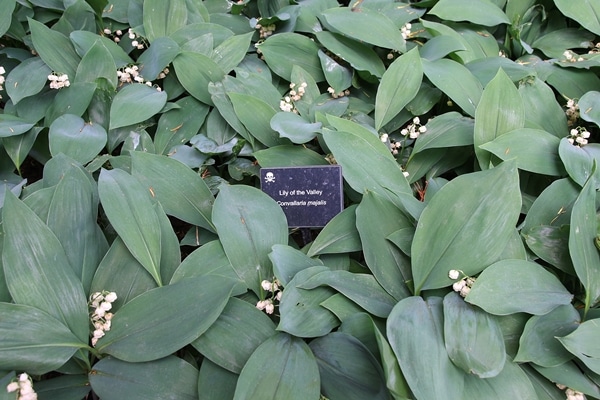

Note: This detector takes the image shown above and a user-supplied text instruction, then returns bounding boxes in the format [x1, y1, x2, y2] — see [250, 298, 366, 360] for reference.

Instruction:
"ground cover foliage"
[1, 0, 600, 399]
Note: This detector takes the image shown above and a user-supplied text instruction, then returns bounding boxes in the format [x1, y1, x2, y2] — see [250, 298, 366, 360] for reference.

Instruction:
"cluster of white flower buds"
[255, 22, 276, 39]
[117, 65, 165, 91]
[556, 384, 586, 400]
[327, 86, 350, 99]
[565, 98, 580, 127]
[401, 117, 427, 139]
[449, 269, 474, 298]
[280, 82, 307, 113]
[256, 278, 283, 315]
[89, 290, 117, 346]
[6, 373, 37, 400]
[563, 50, 585, 63]
[0, 66, 5, 99]
[567, 127, 591, 147]
[401, 22, 412, 40]
[47, 73, 70, 89]
[380, 133, 404, 156]
[589, 42, 600, 54]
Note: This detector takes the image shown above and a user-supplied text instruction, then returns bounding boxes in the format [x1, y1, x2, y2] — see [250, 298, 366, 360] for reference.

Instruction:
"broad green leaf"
[463, 358, 537, 399]
[558, 139, 599, 188]
[374, 47, 422, 130]
[420, 35, 468, 61]
[47, 165, 108, 293]
[277, 266, 339, 338]
[429, 0, 509, 26]
[579, 91, 600, 128]
[322, 116, 424, 220]
[318, 50, 352, 93]
[2, 128, 41, 173]
[269, 244, 324, 286]
[143, 0, 188, 42]
[174, 51, 225, 105]
[233, 333, 320, 400]
[523, 225, 575, 275]
[69, 30, 134, 69]
[480, 128, 564, 176]
[307, 205, 361, 257]
[411, 161, 521, 293]
[515, 304, 580, 367]
[532, 361, 600, 399]
[34, 374, 91, 400]
[270, 112, 321, 144]
[443, 292, 506, 378]
[98, 168, 162, 286]
[170, 240, 238, 284]
[192, 297, 276, 373]
[554, 0, 600, 36]
[522, 178, 579, 232]
[109, 83, 167, 130]
[198, 360, 239, 400]
[29, 18, 80, 78]
[532, 28, 595, 59]
[356, 191, 412, 300]
[258, 32, 324, 82]
[90, 356, 198, 399]
[315, 31, 385, 78]
[569, 170, 600, 311]
[228, 92, 285, 147]
[154, 96, 209, 154]
[5, 57, 51, 105]
[410, 112, 474, 157]
[319, 7, 405, 51]
[519, 78, 568, 138]
[97, 275, 241, 361]
[423, 58, 482, 117]
[546, 66, 600, 100]
[310, 332, 389, 400]
[474, 68, 525, 169]
[74, 39, 117, 88]
[388, 296, 464, 400]
[136, 36, 180, 80]
[154, 201, 180, 285]
[212, 185, 288, 295]
[212, 32, 254, 73]
[0, 303, 84, 375]
[0, 114, 35, 138]
[131, 151, 215, 231]
[0, 0, 15, 37]
[299, 270, 397, 317]
[45, 81, 97, 125]
[558, 319, 600, 375]
[254, 145, 329, 167]
[2, 191, 89, 342]
[465, 259, 574, 315]
[49, 114, 107, 164]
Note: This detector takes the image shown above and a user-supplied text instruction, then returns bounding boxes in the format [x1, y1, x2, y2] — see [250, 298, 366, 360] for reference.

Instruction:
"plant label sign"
[260, 165, 343, 227]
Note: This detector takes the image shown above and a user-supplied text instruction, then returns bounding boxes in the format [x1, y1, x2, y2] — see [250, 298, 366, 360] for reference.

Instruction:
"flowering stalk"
[448, 269, 475, 298]
[256, 278, 283, 315]
[89, 290, 117, 346]
[6, 373, 37, 400]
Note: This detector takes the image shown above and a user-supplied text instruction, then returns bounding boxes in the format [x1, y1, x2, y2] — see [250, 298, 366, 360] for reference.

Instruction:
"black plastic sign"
[260, 165, 343, 228]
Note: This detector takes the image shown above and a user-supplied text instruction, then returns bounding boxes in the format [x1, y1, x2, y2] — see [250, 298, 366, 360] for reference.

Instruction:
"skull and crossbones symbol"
[264, 172, 276, 183]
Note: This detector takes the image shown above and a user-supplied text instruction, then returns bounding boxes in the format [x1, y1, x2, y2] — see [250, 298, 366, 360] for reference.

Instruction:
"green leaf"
[579, 91, 600, 128]
[558, 319, 600, 375]
[519, 78, 568, 138]
[523, 225, 575, 275]
[277, 266, 339, 338]
[170, 240, 238, 284]
[374, 47, 422, 130]
[2, 191, 89, 342]
[356, 191, 412, 300]
[90, 356, 198, 399]
[212, 32, 254, 73]
[411, 161, 521, 293]
[45, 82, 97, 125]
[318, 50, 352, 93]
[5, 57, 51, 105]
[131, 151, 215, 231]
[198, 360, 238, 400]
[299, 270, 397, 318]
[74, 39, 118, 88]
[270, 112, 321, 144]
[212, 184, 288, 295]
[0, 0, 15, 37]
[154, 96, 210, 154]
[109, 83, 167, 130]
[2, 128, 41, 173]
[70, 30, 134, 69]
[98, 168, 162, 286]
[388, 296, 464, 400]
[34, 374, 91, 400]
[522, 178, 579, 231]
[136, 36, 180, 81]
[228, 92, 285, 147]
[463, 358, 537, 399]
[559, 140, 598, 188]
[420, 35, 468, 61]
[532, 361, 600, 399]
[443, 292, 506, 378]
[28, 18, 80, 78]
[49, 114, 107, 164]
[143, 0, 188, 42]
[97, 275, 241, 361]
[310, 332, 390, 400]
[423, 58, 482, 117]
[233, 333, 320, 400]
[174, 51, 225, 105]
[479, 128, 564, 176]
[0, 114, 35, 138]
[269, 244, 324, 287]
[554, 0, 600, 36]
[319, 7, 405, 51]
[315, 31, 385, 78]
[515, 304, 580, 367]
[411, 112, 474, 156]
[254, 145, 329, 167]
[465, 259, 574, 315]
[474, 68, 525, 169]
[307, 205, 361, 257]
[258, 32, 324, 82]
[569, 170, 600, 311]
[429, 0, 510, 26]
[192, 297, 276, 373]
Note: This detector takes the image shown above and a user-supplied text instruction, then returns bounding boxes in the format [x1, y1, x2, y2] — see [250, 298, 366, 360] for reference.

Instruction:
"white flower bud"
[100, 301, 112, 311]
[380, 133, 389, 142]
[453, 280, 465, 292]
[105, 292, 117, 303]
[103, 28, 112, 34]
[413, 117, 420, 125]
[93, 329, 105, 339]
[265, 302, 275, 314]
[6, 382, 19, 392]
[448, 270, 460, 280]
[19, 373, 30, 382]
